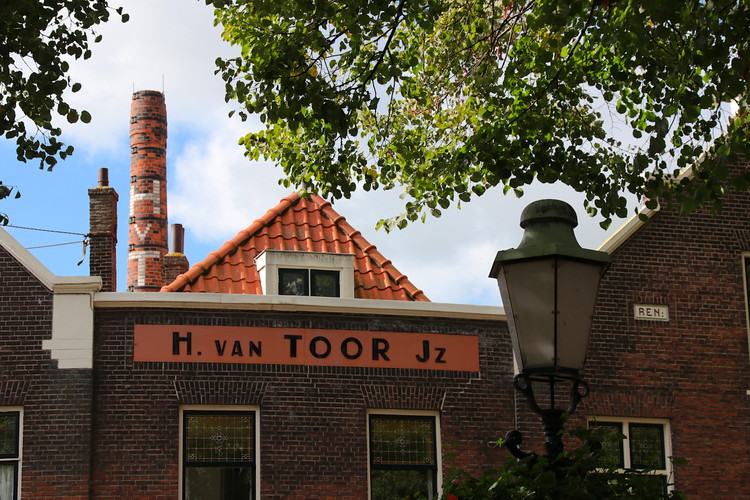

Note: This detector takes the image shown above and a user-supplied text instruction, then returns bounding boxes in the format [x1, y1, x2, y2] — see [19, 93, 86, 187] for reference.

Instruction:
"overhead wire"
[5, 224, 90, 266]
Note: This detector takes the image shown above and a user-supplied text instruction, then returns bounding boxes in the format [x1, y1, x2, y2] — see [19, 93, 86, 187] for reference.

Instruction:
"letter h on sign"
[173, 331, 192, 355]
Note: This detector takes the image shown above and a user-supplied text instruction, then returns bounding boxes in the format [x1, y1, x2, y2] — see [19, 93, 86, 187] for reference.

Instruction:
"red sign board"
[134, 325, 480, 372]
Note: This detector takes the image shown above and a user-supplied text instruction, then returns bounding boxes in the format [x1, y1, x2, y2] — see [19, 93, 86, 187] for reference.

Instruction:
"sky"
[0, 0, 637, 305]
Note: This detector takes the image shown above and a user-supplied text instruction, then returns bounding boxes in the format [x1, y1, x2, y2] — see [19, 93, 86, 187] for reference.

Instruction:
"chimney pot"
[98, 168, 109, 187]
[170, 223, 185, 254]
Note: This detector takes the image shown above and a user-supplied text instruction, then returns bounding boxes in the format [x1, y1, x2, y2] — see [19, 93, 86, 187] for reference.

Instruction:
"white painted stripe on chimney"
[128, 250, 162, 286]
[129, 180, 163, 216]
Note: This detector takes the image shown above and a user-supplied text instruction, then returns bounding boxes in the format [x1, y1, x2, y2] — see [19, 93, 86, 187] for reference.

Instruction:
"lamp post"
[489, 199, 610, 461]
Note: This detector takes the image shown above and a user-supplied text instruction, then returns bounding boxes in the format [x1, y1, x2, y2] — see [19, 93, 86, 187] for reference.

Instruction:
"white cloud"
[169, 120, 289, 243]
[62, 0, 238, 154]
[5, 0, 636, 302]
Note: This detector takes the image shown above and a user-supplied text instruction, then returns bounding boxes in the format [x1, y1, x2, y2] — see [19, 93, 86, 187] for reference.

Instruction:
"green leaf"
[209, 0, 750, 229]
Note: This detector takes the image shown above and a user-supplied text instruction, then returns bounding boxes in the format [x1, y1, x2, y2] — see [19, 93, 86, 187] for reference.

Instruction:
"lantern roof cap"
[489, 199, 610, 277]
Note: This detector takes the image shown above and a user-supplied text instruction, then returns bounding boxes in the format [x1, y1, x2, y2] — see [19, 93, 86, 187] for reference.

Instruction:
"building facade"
[0, 91, 748, 499]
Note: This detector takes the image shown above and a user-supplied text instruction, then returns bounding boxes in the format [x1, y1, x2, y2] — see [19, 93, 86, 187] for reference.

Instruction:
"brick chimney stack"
[162, 223, 189, 286]
[128, 90, 168, 292]
[88, 167, 118, 292]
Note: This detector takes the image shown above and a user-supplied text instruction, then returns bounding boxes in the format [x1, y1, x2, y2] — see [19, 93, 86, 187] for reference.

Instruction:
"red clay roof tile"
[161, 192, 428, 301]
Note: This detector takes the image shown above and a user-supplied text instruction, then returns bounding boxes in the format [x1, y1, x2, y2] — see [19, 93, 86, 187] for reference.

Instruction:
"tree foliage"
[441, 429, 685, 499]
[0, 0, 127, 223]
[211, 0, 749, 229]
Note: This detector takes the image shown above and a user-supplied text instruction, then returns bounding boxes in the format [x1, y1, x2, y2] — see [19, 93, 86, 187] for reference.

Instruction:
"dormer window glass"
[256, 250, 355, 299]
[279, 268, 340, 297]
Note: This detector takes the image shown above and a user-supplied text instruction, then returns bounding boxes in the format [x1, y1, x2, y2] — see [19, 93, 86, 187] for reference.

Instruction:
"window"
[589, 418, 672, 489]
[279, 268, 340, 297]
[0, 410, 21, 500]
[368, 413, 440, 500]
[255, 250, 355, 298]
[182, 409, 256, 500]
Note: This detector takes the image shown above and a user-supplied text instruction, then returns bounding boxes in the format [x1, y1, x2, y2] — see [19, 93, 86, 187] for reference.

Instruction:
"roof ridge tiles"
[161, 190, 429, 301]
[161, 192, 301, 292]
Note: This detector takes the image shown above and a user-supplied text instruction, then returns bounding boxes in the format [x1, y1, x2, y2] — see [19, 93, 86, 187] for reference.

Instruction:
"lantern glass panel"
[498, 259, 557, 372]
[555, 259, 604, 372]
[498, 257, 604, 375]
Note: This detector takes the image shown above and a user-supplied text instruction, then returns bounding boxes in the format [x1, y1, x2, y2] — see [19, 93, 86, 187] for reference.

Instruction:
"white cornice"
[597, 206, 658, 255]
[94, 292, 506, 321]
[598, 163, 702, 254]
[1, 226, 100, 369]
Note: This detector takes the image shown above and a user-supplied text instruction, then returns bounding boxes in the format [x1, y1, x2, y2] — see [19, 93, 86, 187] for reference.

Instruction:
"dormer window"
[256, 250, 355, 298]
[279, 268, 340, 297]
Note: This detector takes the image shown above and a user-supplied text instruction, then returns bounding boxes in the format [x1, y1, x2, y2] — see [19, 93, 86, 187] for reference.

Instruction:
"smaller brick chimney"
[88, 168, 118, 292]
[162, 223, 189, 286]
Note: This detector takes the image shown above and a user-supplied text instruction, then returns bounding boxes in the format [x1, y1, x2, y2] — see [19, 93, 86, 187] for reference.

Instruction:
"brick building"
[0, 91, 748, 499]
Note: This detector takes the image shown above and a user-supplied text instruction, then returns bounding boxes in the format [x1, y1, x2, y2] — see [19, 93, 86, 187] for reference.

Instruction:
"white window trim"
[256, 250, 355, 298]
[366, 409, 442, 500]
[588, 416, 673, 489]
[0, 407, 22, 500]
[178, 405, 260, 500]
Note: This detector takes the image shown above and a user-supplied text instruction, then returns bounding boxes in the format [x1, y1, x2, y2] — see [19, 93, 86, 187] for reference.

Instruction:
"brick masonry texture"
[0, 247, 93, 499]
[3, 159, 750, 498]
[162, 253, 189, 286]
[89, 185, 118, 292]
[128, 90, 168, 292]
[91, 309, 512, 499]
[570, 159, 750, 498]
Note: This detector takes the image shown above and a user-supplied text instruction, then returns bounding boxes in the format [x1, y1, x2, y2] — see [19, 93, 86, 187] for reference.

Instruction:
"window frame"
[588, 417, 673, 489]
[0, 408, 22, 500]
[278, 268, 341, 297]
[367, 410, 442, 500]
[255, 250, 355, 298]
[179, 406, 259, 500]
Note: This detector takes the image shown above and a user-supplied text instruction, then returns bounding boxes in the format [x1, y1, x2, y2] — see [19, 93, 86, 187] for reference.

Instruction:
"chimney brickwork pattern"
[128, 90, 168, 292]
[89, 168, 118, 292]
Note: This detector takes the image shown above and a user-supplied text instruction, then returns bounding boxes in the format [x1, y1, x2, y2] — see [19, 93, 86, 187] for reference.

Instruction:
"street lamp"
[489, 199, 610, 461]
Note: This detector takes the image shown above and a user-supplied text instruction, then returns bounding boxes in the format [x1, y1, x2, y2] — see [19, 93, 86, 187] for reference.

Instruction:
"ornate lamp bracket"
[503, 373, 590, 461]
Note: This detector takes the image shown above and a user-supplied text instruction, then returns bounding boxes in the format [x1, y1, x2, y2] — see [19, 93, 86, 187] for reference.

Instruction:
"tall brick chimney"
[89, 168, 118, 292]
[128, 90, 168, 292]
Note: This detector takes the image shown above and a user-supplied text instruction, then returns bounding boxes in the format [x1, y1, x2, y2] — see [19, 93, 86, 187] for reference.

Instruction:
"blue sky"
[0, 0, 635, 305]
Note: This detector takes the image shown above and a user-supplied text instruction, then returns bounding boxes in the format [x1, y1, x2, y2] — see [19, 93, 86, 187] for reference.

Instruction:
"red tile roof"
[161, 192, 429, 301]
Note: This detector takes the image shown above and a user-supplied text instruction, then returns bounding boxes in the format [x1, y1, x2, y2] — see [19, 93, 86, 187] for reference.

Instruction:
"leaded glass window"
[589, 421, 625, 468]
[630, 423, 666, 469]
[369, 415, 438, 500]
[0, 411, 20, 500]
[589, 418, 671, 489]
[183, 411, 255, 500]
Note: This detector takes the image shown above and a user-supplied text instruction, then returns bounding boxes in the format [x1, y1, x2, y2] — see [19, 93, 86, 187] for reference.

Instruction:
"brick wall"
[0, 247, 93, 499]
[570, 159, 750, 499]
[91, 308, 512, 499]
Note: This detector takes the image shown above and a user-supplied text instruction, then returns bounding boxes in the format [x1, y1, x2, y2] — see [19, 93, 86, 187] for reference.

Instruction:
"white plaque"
[633, 304, 669, 321]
